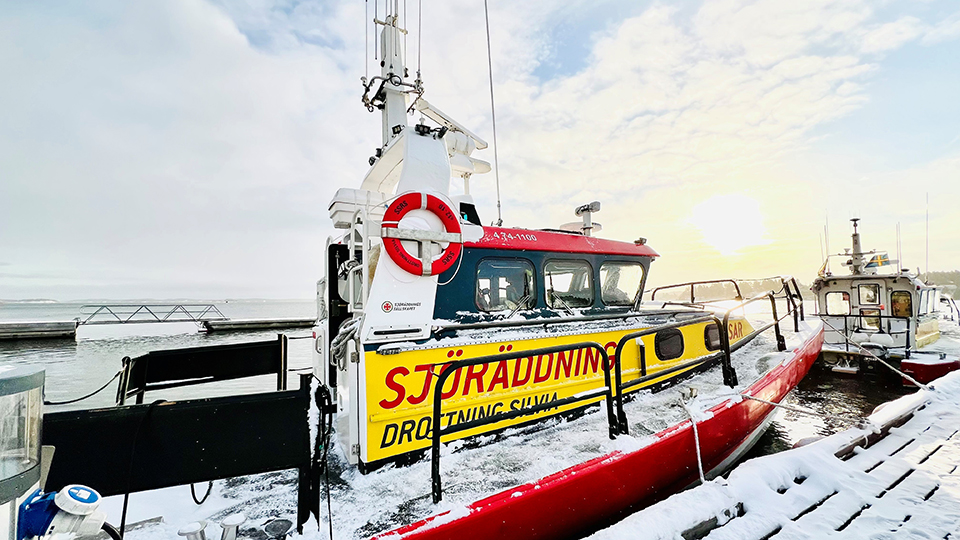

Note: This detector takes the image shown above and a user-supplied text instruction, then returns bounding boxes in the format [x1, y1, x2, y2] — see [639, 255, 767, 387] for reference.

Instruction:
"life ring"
[381, 192, 462, 276]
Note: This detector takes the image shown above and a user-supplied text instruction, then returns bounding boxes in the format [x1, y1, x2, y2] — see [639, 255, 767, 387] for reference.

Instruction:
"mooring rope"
[819, 319, 930, 390]
[739, 394, 864, 427]
[679, 397, 706, 484]
[44, 369, 122, 406]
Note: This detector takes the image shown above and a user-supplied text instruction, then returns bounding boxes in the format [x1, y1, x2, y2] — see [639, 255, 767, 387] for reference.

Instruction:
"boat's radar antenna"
[574, 201, 601, 237]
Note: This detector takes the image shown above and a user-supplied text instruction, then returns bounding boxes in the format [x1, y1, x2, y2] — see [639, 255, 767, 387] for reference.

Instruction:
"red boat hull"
[901, 357, 960, 385]
[371, 326, 824, 540]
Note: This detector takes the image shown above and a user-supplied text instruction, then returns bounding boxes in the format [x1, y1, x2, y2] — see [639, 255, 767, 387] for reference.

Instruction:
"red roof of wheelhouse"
[465, 227, 660, 258]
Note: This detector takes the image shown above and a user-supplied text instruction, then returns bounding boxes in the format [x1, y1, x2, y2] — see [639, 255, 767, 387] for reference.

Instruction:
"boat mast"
[377, 12, 408, 146]
[849, 218, 865, 275]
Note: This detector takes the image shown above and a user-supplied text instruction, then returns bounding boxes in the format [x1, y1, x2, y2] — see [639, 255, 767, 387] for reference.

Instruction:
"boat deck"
[589, 371, 960, 539]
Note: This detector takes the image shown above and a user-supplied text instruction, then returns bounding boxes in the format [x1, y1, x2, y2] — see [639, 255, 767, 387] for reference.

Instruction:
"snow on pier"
[590, 370, 960, 539]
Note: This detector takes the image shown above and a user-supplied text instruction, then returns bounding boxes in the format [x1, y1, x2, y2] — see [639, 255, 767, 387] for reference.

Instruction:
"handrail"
[428, 279, 808, 500]
[650, 279, 743, 303]
[431, 309, 704, 336]
[430, 341, 616, 503]
[611, 286, 806, 436]
[610, 315, 724, 434]
[816, 313, 912, 357]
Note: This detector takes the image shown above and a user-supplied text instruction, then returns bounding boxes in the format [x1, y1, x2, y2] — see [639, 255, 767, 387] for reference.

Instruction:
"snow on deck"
[589, 370, 960, 539]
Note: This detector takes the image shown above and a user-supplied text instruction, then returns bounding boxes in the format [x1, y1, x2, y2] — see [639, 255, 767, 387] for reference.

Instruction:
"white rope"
[482, 0, 503, 227]
[679, 397, 706, 484]
[819, 318, 930, 390]
[739, 394, 861, 426]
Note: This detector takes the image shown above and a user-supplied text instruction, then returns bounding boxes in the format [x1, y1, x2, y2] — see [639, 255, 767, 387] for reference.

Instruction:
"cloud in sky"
[1, 0, 958, 299]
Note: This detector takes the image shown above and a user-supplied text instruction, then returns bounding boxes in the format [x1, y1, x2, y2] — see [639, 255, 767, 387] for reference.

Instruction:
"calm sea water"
[0, 300, 317, 411]
[0, 299, 922, 453]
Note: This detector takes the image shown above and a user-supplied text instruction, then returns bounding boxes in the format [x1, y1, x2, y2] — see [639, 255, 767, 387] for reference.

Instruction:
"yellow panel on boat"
[916, 318, 940, 348]
[363, 318, 754, 462]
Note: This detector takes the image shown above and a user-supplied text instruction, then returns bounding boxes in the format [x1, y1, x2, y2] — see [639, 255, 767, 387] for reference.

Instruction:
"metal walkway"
[78, 304, 228, 325]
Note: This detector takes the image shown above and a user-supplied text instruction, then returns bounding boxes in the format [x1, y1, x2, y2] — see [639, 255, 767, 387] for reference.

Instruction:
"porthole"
[655, 328, 684, 361]
[704, 324, 721, 351]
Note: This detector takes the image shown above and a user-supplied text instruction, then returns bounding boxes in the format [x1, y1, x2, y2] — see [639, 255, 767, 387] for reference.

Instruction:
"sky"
[1, 0, 959, 300]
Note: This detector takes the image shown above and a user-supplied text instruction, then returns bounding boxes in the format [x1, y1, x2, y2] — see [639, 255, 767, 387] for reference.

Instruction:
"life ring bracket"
[381, 227, 462, 244]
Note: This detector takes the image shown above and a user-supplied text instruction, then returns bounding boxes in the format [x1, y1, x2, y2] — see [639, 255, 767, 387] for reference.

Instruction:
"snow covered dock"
[590, 370, 960, 539]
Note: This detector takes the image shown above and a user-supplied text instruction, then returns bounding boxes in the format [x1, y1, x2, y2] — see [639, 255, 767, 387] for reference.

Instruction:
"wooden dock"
[0, 321, 78, 340]
[200, 318, 315, 333]
[589, 371, 960, 539]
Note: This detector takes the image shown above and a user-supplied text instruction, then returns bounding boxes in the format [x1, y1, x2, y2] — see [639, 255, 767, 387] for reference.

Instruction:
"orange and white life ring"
[381, 192, 462, 276]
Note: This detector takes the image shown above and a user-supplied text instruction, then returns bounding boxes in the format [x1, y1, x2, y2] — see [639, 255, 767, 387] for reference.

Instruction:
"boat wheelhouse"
[812, 218, 958, 382]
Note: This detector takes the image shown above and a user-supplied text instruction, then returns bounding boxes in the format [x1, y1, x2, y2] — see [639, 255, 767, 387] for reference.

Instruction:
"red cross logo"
[381, 301, 393, 313]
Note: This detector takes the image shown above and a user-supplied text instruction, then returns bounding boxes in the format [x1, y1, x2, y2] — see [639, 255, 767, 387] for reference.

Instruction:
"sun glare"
[689, 194, 769, 255]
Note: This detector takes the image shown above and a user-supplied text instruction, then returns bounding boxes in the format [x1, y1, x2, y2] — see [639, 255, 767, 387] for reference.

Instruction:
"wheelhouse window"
[891, 291, 912, 319]
[476, 258, 535, 312]
[825, 291, 851, 316]
[544, 260, 594, 309]
[860, 309, 881, 331]
[600, 262, 644, 307]
[919, 290, 930, 315]
[859, 284, 880, 305]
[704, 324, 721, 351]
[655, 328, 684, 361]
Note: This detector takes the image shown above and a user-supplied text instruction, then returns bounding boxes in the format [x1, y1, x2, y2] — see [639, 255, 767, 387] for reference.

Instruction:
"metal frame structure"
[817, 313, 913, 356]
[430, 342, 616, 503]
[78, 304, 228, 325]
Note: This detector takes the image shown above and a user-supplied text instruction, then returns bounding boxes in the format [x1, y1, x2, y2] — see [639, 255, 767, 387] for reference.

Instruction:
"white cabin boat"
[812, 219, 959, 383]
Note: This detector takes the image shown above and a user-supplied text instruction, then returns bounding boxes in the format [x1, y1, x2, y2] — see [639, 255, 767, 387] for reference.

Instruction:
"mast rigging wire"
[417, 0, 422, 79]
[483, 0, 503, 227]
[364, 0, 369, 80]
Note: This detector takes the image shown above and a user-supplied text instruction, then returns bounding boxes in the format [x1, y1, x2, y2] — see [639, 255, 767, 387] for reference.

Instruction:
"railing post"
[905, 318, 911, 358]
[611, 345, 628, 436]
[278, 334, 288, 391]
[769, 294, 786, 352]
[719, 314, 738, 388]
[786, 279, 800, 332]
[844, 316, 849, 352]
[431, 364, 451, 504]
[600, 349, 619, 439]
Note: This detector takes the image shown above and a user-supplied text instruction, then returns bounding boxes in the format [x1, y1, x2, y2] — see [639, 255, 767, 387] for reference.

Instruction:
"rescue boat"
[811, 219, 960, 383]
[308, 8, 824, 537]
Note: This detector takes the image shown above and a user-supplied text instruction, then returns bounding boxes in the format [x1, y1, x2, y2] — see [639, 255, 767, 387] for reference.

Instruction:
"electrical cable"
[101, 523, 123, 540]
[120, 400, 165, 538]
[313, 381, 336, 540]
[43, 370, 122, 406]
[482, 0, 503, 227]
[190, 481, 213, 505]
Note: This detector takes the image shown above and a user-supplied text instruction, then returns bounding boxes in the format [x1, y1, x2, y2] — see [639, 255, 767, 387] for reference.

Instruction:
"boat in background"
[811, 218, 960, 384]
